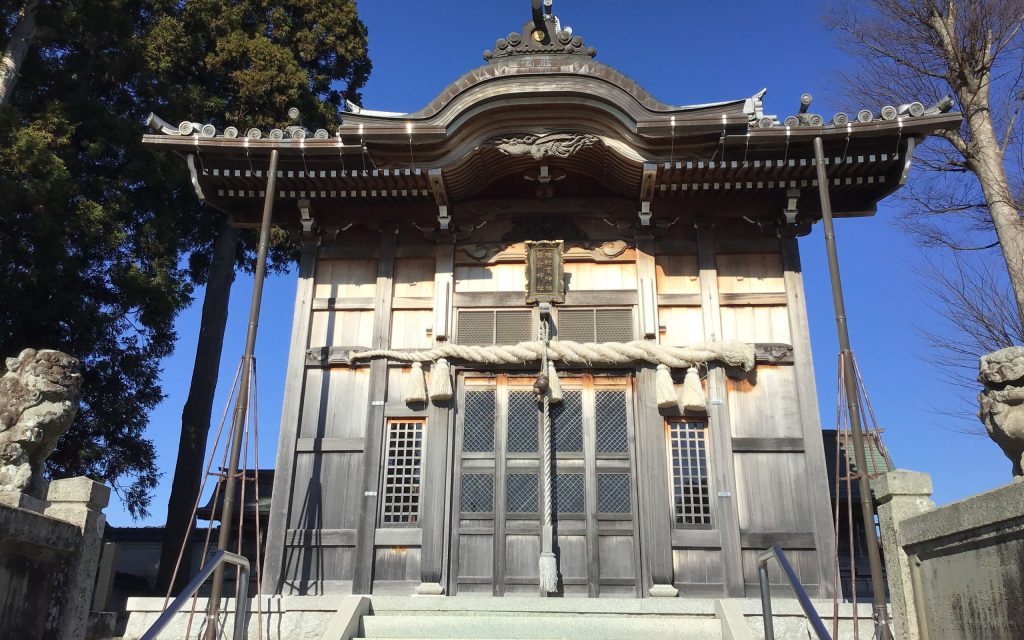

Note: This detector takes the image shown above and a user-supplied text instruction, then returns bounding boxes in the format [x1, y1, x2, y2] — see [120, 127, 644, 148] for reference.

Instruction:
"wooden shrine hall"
[143, 4, 958, 601]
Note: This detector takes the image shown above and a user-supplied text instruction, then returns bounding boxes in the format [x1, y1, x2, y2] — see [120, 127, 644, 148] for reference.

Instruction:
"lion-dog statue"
[979, 346, 1024, 480]
[0, 349, 83, 496]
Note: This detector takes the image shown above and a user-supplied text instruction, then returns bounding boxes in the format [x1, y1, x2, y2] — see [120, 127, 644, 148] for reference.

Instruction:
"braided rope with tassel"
[538, 317, 558, 593]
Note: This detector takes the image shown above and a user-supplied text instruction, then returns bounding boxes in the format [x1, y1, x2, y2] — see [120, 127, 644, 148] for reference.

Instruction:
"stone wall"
[877, 471, 1024, 640]
[0, 477, 110, 640]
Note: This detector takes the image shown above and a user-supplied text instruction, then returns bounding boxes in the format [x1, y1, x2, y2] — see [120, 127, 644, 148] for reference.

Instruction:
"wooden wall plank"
[730, 437, 805, 453]
[419, 241, 454, 593]
[393, 258, 436, 298]
[739, 531, 816, 550]
[309, 309, 374, 346]
[375, 528, 423, 546]
[733, 452, 813, 531]
[284, 528, 357, 547]
[633, 235, 675, 596]
[727, 366, 803, 439]
[390, 310, 432, 349]
[720, 306, 791, 343]
[655, 255, 701, 294]
[454, 263, 526, 293]
[352, 227, 398, 594]
[263, 242, 318, 593]
[313, 258, 377, 299]
[697, 224, 745, 597]
[716, 253, 785, 294]
[564, 261, 637, 291]
[781, 238, 838, 598]
[295, 437, 366, 453]
[658, 306, 704, 346]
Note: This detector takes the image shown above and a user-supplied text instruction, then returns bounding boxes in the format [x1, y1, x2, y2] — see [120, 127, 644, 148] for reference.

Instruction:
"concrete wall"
[877, 471, 1024, 640]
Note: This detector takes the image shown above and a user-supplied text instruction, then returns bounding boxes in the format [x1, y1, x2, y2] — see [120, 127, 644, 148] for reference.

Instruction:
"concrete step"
[368, 595, 720, 616]
[358, 613, 722, 639]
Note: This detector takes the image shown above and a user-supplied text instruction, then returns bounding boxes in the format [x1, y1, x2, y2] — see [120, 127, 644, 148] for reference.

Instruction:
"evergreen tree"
[143, 0, 370, 592]
[0, 2, 370, 586]
[0, 0, 196, 516]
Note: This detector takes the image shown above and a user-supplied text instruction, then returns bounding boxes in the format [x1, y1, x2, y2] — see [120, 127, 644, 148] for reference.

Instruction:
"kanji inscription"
[525, 240, 565, 304]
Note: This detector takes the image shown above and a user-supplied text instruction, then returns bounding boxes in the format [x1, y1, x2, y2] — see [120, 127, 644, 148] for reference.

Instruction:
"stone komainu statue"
[979, 346, 1024, 480]
[0, 349, 83, 495]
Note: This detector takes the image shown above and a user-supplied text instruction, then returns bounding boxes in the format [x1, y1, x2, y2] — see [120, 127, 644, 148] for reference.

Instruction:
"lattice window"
[381, 419, 424, 526]
[669, 420, 712, 527]
[596, 309, 634, 342]
[556, 308, 634, 342]
[595, 390, 629, 453]
[505, 473, 539, 513]
[597, 473, 631, 513]
[551, 390, 584, 453]
[456, 310, 533, 345]
[554, 473, 586, 513]
[507, 390, 538, 453]
[495, 310, 533, 344]
[461, 473, 493, 512]
[463, 390, 495, 452]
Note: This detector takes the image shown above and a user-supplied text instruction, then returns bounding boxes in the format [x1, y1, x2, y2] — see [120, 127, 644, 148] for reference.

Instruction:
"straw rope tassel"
[681, 366, 707, 414]
[538, 317, 559, 593]
[403, 361, 427, 404]
[655, 364, 677, 408]
[547, 361, 562, 404]
[429, 358, 453, 401]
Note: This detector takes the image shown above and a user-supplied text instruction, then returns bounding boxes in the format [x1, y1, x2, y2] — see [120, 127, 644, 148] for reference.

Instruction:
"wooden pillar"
[351, 226, 398, 594]
[634, 233, 677, 597]
[263, 241, 319, 593]
[781, 237, 838, 598]
[417, 240, 455, 595]
[696, 223, 744, 597]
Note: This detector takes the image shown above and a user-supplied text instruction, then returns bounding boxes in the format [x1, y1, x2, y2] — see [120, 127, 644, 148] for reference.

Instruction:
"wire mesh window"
[554, 473, 586, 513]
[463, 390, 495, 452]
[505, 473, 539, 513]
[456, 310, 533, 345]
[669, 420, 712, 527]
[595, 390, 629, 453]
[506, 390, 538, 453]
[381, 420, 424, 526]
[556, 308, 634, 342]
[461, 473, 494, 512]
[597, 473, 632, 513]
[551, 390, 584, 453]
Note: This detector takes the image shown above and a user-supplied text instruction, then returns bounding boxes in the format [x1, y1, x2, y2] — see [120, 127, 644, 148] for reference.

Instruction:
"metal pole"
[205, 149, 279, 640]
[759, 564, 775, 640]
[812, 137, 892, 639]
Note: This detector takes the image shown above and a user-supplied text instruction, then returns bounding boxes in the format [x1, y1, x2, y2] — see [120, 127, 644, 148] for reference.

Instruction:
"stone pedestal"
[45, 477, 111, 640]
[874, 470, 934, 640]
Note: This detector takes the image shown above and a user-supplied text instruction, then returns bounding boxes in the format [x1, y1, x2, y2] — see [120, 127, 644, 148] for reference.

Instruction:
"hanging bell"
[533, 374, 550, 396]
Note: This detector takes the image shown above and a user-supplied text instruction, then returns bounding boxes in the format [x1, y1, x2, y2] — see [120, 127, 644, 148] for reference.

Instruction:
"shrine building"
[143, 5, 958, 602]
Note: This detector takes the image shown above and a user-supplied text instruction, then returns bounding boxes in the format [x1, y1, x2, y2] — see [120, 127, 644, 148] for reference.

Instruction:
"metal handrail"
[141, 550, 250, 640]
[758, 546, 832, 640]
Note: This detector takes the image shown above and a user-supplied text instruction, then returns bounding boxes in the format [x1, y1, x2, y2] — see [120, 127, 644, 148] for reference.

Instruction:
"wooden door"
[450, 374, 641, 597]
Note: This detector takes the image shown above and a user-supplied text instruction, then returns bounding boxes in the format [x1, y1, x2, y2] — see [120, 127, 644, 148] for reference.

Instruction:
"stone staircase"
[352, 597, 724, 640]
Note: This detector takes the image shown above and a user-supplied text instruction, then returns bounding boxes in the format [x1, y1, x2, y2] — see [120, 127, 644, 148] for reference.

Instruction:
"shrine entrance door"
[450, 373, 641, 597]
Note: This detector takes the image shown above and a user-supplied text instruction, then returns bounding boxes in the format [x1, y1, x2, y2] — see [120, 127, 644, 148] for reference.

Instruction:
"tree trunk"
[157, 216, 238, 594]
[0, 0, 40, 107]
[963, 97, 1024, 331]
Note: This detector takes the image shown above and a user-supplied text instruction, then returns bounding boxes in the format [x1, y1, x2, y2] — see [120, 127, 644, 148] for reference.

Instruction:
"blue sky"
[109, 0, 1009, 525]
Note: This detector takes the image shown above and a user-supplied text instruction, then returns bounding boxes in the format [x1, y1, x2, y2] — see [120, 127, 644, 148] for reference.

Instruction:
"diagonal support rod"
[812, 137, 892, 640]
[205, 149, 279, 640]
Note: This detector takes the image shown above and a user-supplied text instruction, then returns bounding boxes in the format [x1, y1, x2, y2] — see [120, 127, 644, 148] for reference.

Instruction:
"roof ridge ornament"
[484, 0, 595, 61]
